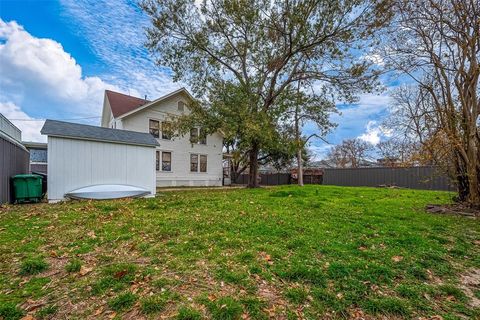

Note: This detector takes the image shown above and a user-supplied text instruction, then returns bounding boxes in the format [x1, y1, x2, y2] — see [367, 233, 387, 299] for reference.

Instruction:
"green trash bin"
[12, 174, 43, 203]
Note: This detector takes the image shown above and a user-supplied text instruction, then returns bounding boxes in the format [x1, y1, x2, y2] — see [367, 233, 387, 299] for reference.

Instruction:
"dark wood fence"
[235, 166, 454, 191]
[322, 166, 454, 191]
[0, 135, 30, 203]
[236, 173, 322, 186]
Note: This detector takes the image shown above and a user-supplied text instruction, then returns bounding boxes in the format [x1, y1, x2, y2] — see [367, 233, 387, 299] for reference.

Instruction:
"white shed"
[41, 120, 159, 202]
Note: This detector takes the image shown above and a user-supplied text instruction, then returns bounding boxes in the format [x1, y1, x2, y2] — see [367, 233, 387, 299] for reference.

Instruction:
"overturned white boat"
[66, 184, 150, 200]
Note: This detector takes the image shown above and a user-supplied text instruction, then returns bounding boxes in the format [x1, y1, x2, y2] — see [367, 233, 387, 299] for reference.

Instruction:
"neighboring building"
[23, 141, 48, 173]
[0, 113, 29, 204]
[101, 88, 224, 187]
[41, 120, 159, 202]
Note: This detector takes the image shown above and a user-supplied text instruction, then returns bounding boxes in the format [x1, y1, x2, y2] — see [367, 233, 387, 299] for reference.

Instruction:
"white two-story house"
[100, 88, 224, 187]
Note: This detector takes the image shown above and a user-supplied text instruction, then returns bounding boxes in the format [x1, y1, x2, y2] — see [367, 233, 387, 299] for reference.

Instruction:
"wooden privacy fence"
[236, 166, 454, 191]
[322, 166, 454, 191]
[0, 135, 30, 203]
[236, 173, 322, 186]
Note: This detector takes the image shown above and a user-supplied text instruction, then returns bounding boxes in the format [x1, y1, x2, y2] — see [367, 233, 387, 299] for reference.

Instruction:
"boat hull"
[66, 184, 150, 200]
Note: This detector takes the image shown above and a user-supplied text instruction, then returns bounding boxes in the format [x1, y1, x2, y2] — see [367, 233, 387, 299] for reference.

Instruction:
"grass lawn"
[0, 185, 479, 319]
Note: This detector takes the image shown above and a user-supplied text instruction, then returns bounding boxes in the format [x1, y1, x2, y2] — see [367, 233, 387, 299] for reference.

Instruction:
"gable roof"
[41, 120, 159, 147]
[105, 90, 150, 118]
[115, 87, 194, 120]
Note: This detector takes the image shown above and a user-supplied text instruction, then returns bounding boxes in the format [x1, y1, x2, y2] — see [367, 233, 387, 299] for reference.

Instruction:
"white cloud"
[0, 19, 119, 118]
[0, 101, 45, 142]
[59, 0, 181, 98]
[358, 120, 392, 145]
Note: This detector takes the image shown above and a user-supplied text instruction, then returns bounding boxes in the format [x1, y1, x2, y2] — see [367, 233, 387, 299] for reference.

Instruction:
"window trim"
[156, 150, 173, 172]
[190, 153, 208, 173]
[149, 119, 160, 138]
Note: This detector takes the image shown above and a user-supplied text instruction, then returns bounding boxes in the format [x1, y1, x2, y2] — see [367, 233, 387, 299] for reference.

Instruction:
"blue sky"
[0, 0, 395, 158]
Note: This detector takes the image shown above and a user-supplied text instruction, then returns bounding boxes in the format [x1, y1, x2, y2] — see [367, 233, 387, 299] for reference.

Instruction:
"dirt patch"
[459, 268, 480, 308]
[426, 204, 479, 217]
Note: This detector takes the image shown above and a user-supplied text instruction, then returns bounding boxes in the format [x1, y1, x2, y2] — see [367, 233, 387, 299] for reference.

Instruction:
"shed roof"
[41, 120, 159, 147]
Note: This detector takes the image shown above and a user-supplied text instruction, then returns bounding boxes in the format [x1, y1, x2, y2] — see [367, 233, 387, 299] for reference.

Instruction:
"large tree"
[279, 84, 336, 185]
[380, 0, 480, 206]
[141, 0, 390, 187]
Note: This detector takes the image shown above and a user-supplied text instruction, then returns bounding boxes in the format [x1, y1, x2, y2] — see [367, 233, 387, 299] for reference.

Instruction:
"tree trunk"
[466, 141, 480, 207]
[297, 148, 304, 186]
[248, 142, 260, 188]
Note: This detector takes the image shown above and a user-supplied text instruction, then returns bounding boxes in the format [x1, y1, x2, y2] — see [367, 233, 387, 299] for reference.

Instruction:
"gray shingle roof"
[41, 120, 159, 147]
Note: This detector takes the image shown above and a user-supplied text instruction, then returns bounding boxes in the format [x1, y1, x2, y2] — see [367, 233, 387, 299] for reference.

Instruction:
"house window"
[190, 127, 206, 144]
[149, 119, 160, 138]
[29, 148, 47, 163]
[190, 128, 198, 143]
[200, 155, 207, 172]
[190, 154, 207, 172]
[177, 101, 185, 111]
[162, 152, 172, 171]
[162, 121, 172, 140]
[157, 151, 172, 172]
[190, 154, 198, 172]
[199, 128, 206, 145]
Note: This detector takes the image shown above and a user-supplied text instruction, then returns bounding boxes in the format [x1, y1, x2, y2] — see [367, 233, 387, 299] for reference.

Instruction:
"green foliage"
[65, 259, 81, 273]
[141, 0, 388, 183]
[19, 257, 48, 275]
[108, 292, 137, 311]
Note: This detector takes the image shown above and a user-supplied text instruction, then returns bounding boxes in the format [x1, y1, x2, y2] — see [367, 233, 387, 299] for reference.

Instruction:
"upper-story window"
[149, 119, 160, 138]
[162, 121, 172, 140]
[190, 127, 206, 145]
[177, 101, 185, 111]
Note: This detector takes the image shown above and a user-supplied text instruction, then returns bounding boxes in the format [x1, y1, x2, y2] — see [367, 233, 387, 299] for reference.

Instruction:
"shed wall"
[47, 136, 156, 201]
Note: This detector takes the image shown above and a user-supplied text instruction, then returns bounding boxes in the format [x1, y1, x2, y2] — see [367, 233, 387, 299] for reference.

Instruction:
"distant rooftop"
[41, 120, 159, 147]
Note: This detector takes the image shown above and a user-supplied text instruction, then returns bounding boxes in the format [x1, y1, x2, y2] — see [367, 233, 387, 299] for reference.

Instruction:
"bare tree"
[328, 139, 373, 168]
[380, 0, 480, 205]
[376, 138, 418, 166]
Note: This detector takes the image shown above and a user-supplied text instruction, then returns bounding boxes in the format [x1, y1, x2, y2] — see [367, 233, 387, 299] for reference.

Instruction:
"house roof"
[41, 120, 159, 147]
[115, 87, 194, 120]
[105, 90, 150, 118]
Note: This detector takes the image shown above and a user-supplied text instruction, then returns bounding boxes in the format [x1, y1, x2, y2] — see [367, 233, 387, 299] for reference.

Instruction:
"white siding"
[47, 136, 156, 201]
[120, 94, 223, 187]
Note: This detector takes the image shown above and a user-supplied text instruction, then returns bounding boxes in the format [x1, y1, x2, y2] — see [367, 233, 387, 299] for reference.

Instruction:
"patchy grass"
[108, 291, 137, 311]
[0, 185, 479, 319]
[64, 258, 81, 273]
[19, 257, 48, 275]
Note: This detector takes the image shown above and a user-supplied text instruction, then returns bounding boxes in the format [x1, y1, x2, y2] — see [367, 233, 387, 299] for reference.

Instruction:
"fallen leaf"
[114, 270, 128, 279]
[20, 316, 35, 320]
[87, 231, 96, 239]
[79, 266, 93, 276]
[392, 255, 403, 262]
[93, 307, 104, 316]
[358, 246, 367, 251]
